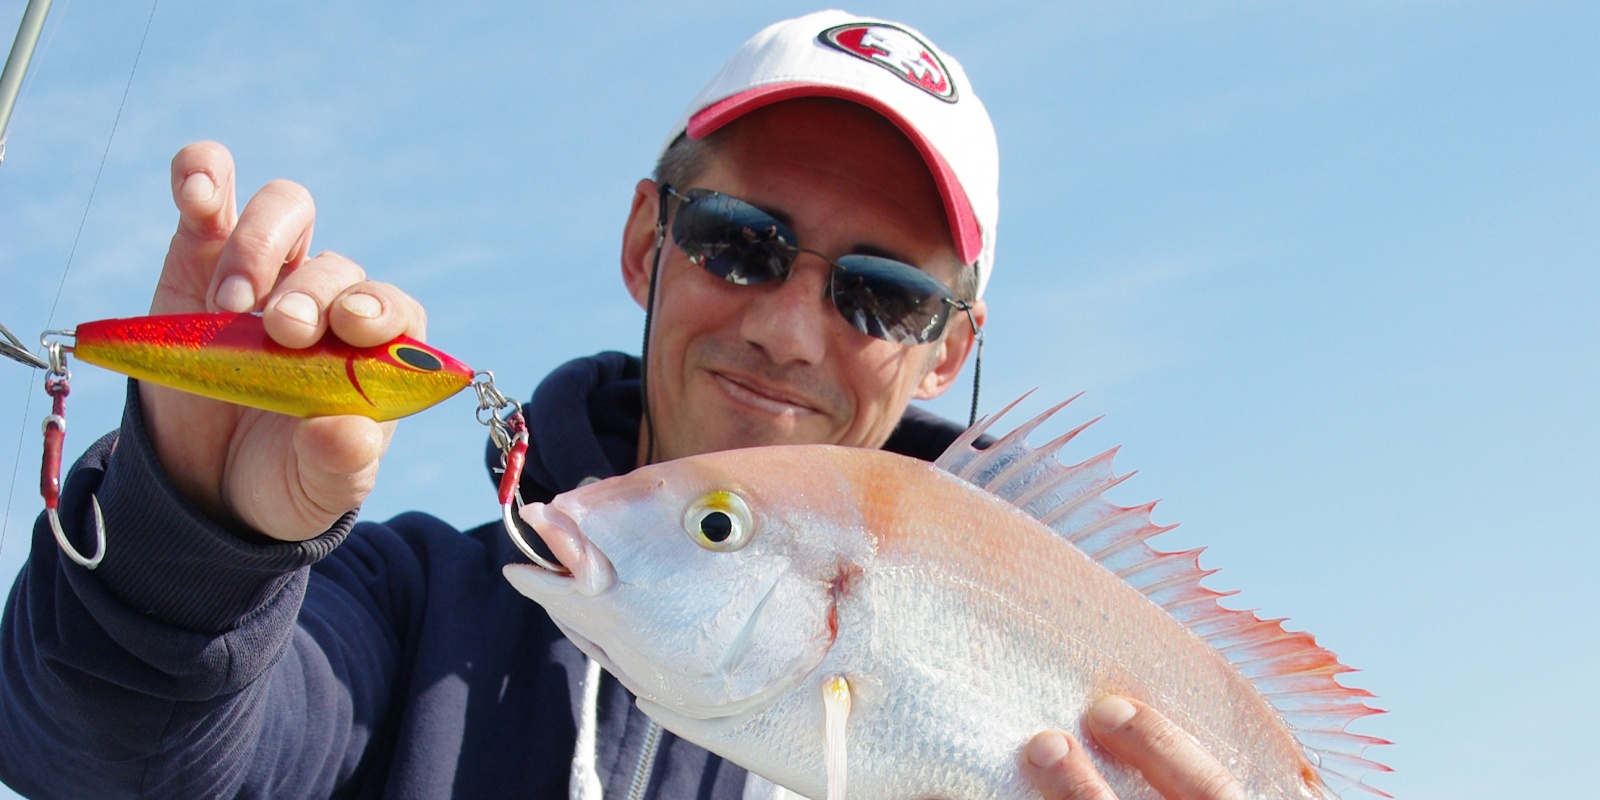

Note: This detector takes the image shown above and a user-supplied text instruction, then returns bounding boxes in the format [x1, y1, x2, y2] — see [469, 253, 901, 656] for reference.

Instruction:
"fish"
[502, 397, 1389, 800]
[65, 312, 473, 420]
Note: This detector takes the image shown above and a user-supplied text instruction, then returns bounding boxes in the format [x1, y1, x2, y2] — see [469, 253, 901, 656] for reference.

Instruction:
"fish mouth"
[503, 502, 614, 597]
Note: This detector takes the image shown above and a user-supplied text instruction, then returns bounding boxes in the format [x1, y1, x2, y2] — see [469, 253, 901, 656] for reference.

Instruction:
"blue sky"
[0, 2, 1595, 797]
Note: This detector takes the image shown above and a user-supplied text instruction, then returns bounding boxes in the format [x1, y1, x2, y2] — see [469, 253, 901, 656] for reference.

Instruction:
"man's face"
[621, 98, 984, 463]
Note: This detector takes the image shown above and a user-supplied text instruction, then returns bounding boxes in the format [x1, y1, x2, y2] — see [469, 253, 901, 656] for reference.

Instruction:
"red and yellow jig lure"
[66, 312, 474, 420]
[0, 312, 552, 572]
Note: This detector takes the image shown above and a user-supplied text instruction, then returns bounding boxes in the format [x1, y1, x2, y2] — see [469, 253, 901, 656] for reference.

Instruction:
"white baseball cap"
[660, 10, 1000, 299]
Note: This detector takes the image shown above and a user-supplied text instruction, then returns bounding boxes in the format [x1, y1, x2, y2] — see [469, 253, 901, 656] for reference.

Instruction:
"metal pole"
[0, 0, 55, 165]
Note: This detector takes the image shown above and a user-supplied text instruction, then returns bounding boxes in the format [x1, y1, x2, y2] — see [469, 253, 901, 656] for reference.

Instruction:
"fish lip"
[514, 502, 614, 596]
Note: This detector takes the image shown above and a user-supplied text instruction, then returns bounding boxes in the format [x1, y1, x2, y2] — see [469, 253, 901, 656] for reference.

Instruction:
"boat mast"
[0, 0, 55, 168]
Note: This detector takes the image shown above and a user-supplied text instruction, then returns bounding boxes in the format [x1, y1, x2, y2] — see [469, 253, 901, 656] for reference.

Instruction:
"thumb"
[156, 142, 239, 313]
[230, 415, 392, 542]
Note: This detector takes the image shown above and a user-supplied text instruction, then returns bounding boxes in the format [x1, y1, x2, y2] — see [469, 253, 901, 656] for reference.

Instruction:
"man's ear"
[915, 298, 987, 400]
[620, 178, 661, 309]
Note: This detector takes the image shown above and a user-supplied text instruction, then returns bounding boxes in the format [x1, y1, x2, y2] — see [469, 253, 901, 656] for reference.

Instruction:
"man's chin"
[670, 421, 824, 459]
[696, 432, 805, 455]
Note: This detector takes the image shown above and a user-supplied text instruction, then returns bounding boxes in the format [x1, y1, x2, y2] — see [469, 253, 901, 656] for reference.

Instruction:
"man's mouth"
[711, 371, 821, 417]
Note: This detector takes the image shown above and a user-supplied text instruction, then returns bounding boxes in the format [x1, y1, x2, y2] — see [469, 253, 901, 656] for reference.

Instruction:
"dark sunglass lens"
[672, 191, 795, 285]
[832, 256, 954, 345]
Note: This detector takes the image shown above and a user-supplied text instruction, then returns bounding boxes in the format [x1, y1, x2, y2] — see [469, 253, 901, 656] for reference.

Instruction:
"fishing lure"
[63, 312, 474, 420]
[2, 312, 545, 571]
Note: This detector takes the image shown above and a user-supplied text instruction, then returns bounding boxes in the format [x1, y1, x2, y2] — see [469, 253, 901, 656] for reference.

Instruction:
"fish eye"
[682, 490, 754, 552]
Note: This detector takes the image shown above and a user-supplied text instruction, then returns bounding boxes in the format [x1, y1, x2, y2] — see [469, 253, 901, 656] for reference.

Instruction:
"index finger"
[207, 178, 315, 314]
[1086, 696, 1245, 800]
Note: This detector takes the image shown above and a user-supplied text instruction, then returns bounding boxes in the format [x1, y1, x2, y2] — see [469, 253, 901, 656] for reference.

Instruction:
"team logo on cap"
[819, 23, 958, 103]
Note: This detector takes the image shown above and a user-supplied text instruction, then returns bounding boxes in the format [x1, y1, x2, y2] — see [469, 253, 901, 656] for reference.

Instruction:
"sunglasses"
[657, 184, 973, 346]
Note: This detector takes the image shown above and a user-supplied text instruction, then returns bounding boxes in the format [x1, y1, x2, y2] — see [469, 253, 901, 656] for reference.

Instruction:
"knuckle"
[227, 227, 281, 268]
[333, 254, 368, 281]
[287, 254, 367, 298]
[262, 178, 314, 207]
[1194, 769, 1246, 800]
[1141, 717, 1192, 756]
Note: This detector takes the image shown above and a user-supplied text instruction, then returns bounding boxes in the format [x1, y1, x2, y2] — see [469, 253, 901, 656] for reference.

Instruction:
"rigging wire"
[0, 0, 160, 563]
[0, 0, 66, 165]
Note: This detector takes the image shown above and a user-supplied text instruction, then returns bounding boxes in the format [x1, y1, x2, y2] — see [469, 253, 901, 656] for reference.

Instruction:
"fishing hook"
[474, 371, 568, 575]
[40, 335, 105, 569]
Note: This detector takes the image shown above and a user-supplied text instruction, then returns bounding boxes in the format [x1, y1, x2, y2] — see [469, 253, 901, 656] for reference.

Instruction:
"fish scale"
[504, 397, 1389, 799]
[817, 482, 1308, 799]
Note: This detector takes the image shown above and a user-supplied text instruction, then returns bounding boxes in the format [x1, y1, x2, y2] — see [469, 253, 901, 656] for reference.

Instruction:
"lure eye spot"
[682, 490, 753, 552]
[391, 344, 443, 372]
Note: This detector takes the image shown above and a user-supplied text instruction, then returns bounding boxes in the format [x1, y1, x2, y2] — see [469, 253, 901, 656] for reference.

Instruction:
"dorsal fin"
[935, 396, 1391, 798]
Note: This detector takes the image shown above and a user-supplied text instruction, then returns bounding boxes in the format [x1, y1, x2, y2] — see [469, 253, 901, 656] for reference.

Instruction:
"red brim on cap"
[688, 82, 983, 268]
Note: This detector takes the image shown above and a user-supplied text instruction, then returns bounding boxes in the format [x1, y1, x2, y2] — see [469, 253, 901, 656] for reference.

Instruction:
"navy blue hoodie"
[0, 352, 970, 799]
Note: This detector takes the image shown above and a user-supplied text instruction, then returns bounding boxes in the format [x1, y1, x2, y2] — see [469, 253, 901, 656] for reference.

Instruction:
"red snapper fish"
[502, 399, 1389, 800]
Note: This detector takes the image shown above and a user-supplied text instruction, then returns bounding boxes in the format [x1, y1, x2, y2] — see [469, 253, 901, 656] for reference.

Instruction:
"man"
[0, 11, 1240, 799]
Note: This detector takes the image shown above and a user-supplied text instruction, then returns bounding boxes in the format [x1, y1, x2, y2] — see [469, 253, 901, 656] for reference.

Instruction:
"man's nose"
[738, 256, 835, 366]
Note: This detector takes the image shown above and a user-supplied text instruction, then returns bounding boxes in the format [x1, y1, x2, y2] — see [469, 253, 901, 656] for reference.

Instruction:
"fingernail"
[179, 172, 216, 203]
[215, 274, 257, 313]
[1025, 732, 1071, 768]
[272, 292, 319, 326]
[341, 292, 382, 319]
[1090, 696, 1138, 732]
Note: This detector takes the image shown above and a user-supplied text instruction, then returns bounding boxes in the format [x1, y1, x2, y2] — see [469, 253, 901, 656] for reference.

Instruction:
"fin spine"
[935, 397, 1389, 797]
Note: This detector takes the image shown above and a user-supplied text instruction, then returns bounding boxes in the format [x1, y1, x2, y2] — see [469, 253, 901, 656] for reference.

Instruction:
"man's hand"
[141, 142, 427, 541]
[1022, 696, 1245, 800]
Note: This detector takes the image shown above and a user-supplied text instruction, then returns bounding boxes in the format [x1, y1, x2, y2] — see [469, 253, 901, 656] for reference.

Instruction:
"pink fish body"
[504, 400, 1388, 799]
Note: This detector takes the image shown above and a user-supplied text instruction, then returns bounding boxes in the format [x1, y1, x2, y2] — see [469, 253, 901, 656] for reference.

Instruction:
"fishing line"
[0, 0, 159, 562]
